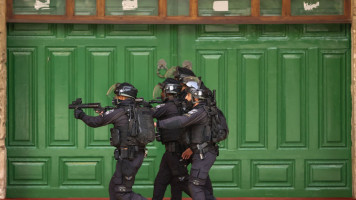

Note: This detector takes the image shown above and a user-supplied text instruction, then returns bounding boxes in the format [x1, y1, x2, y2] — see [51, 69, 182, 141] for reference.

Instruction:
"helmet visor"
[186, 81, 199, 89]
[152, 83, 163, 99]
[106, 83, 121, 99]
[182, 76, 201, 88]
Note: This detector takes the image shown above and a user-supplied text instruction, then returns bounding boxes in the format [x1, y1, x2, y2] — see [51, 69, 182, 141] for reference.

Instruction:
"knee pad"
[178, 175, 189, 182]
[189, 168, 208, 186]
[115, 185, 132, 193]
[189, 177, 206, 186]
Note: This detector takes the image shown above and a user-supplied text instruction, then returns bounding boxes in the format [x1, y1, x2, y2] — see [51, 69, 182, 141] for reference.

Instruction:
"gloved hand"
[74, 108, 85, 119]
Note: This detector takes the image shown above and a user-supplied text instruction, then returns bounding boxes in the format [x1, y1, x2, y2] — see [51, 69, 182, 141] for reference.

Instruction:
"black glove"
[74, 108, 85, 119]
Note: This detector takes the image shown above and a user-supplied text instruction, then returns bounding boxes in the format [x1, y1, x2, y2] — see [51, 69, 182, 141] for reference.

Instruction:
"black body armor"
[153, 100, 184, 144]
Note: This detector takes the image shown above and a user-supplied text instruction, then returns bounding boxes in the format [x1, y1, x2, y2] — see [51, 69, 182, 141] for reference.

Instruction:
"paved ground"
[2, 198, 355, 200]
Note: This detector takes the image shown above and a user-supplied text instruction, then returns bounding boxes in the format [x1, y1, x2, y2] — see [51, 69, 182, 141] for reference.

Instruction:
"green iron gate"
[6, 23, 352, 198]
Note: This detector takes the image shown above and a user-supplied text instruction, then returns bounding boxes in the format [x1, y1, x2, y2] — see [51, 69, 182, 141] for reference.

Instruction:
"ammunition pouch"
[110, 128, 121, 147]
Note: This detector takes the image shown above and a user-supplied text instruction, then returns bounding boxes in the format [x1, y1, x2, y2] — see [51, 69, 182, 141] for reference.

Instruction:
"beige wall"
[0, 0, 6, 199]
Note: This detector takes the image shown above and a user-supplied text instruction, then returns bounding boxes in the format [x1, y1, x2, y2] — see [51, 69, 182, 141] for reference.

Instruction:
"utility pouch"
[120, 147, 129, 159]
[128, 146, 140, 160]
[110, 128, 121, 147]
[128, 119, 137, 137]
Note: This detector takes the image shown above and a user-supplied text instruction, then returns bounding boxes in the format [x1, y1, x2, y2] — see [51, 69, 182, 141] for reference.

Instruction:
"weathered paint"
[351, 0, 356, 198]
[0, 0, 7, 199]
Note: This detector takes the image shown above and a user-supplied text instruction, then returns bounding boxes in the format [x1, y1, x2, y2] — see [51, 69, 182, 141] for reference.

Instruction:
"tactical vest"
[160, 129, 182, 143]
[109, 105, 143, 148]
[190, 116, 211, 144]
[118, 123, 139, 146]
[158, 100, 184, 143]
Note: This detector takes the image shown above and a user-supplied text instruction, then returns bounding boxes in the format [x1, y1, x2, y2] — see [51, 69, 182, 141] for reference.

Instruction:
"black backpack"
[205, 105, 229, 143]
[205, 90, 229, 143]
[128, 101, 155, 145]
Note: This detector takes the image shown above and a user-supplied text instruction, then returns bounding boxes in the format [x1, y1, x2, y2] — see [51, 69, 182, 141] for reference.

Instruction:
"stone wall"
[0, 0, 6, 199]
[352, 0, 356, 198]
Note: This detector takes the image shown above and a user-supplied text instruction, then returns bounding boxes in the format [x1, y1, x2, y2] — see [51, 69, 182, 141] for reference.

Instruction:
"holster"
[191, 143, 218, 155]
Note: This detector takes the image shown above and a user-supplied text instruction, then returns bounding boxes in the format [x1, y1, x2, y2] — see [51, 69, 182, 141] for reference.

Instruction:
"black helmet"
[162, 78, 181, 95]
[174, 67, 196, 81]
[187, 87, 208, 100]
[153, 78, 181, 100]
[114, 82, 138, 99]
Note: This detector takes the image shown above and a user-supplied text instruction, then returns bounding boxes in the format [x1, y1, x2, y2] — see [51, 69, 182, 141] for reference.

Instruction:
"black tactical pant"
[109, 151, 146, 200]
[189, 151, 217, 200]
[152, 151, 191, 200]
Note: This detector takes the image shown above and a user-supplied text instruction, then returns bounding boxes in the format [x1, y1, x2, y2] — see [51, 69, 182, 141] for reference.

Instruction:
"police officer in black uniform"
[157, 86, 218, 200]
[74, 83, 147, 200]
[152, 78, 191, 200]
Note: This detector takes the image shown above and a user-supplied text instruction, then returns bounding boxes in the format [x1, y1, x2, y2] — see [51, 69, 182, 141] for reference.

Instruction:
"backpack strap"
[173, 99, 184, 115]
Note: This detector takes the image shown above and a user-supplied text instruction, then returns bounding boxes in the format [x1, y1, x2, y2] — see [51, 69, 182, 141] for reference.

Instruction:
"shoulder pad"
[185, 109, 198, 117]
[104, 109, 115, 116]
[155, 103, 165, 109]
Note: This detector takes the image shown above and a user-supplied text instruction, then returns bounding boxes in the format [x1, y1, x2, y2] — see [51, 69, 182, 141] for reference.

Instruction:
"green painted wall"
[6, 23, 352, 198]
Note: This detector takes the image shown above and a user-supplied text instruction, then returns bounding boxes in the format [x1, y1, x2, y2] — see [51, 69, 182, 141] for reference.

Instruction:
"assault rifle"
[68, 98, 114, 113]
[135, 98, 159, 107]
[148, 100, 163, 104]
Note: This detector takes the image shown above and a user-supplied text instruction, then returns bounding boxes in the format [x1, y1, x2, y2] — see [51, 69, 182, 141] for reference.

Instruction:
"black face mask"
[184, 99, 194, 110]
[179, 90, 187, 101]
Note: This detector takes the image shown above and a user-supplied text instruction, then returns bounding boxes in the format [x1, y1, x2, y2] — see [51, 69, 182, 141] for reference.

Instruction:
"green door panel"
[6, 23, 351, 198]
[177, 24, 351, 197]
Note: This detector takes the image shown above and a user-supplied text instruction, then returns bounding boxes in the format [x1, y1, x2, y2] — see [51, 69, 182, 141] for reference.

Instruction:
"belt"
[190, 143, 217, 154]
[114, 145, 145, 160]
[165, 142, 183, 153]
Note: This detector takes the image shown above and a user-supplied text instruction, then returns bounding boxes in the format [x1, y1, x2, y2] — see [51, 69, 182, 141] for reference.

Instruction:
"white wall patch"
[213, 1, 229, 12]
[304, 1, 320, 11]
[34, 0, 50, 10]
[122, 0, 138, 11]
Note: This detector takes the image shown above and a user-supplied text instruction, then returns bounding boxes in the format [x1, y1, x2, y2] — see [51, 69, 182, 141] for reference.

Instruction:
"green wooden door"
[177, 24, 352, 197]
[6, 23, 352, 198]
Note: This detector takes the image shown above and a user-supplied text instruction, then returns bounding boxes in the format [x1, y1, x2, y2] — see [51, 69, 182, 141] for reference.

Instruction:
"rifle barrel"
[68, 103, 101, 109]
